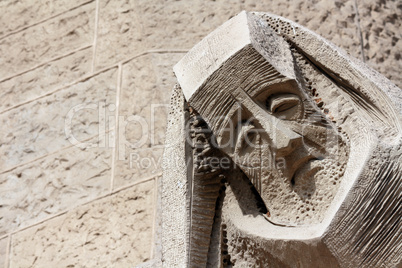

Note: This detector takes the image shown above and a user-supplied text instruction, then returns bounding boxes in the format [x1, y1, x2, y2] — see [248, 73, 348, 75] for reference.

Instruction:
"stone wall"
[0, 0, 400, 267]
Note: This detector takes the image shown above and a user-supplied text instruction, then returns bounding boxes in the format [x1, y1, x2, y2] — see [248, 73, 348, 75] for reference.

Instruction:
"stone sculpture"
[161, 11, 401, 267]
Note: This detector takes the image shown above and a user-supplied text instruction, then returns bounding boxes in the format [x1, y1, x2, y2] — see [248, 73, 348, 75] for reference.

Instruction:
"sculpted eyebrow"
[247, 84, 276, 99]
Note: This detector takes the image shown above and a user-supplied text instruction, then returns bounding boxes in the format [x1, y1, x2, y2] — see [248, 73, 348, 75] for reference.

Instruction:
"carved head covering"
[162, 11, 402, 268]
[174, 11, 349, 226]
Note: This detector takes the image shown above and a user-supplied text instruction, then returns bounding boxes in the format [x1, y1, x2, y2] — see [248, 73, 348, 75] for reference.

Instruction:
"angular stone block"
[9, 180, 155, 267]
[0, 0, 91, 37]
[0, 2, 94, 78]
[0, 137, 112, 236]
[113, 53, 184, 188]
[0, 68, 117, 170]
[0, 47, 92, 112]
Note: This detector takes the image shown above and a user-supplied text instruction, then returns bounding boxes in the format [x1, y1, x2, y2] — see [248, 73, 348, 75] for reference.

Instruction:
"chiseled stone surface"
[0, 47, 92, 112]
[94, 0, 360, 70]
[0, 0, 91, 37]
[114, 147, 164, 189]
[358, 0, 402, 88]
[0, 1, 94, 78]
[0, 137, 112, 236]
[0, 0, 400, 266]
[120, 54, 184, 147]
[9, 180, 155, 268]
[0, 237, 7, 268]
[280, 0, 362, 59]
[0, 68, 117, 170]
[94, 0, 144, 69]
[138, 0, 361, 57]
[113, 53, 184, 189]
[166, 11, 402, 267]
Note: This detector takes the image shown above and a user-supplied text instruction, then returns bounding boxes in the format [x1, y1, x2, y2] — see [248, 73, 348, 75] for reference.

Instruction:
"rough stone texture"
[0, 2, 94, 78]
[114, 147, 164, 189]
[94, 0, 144, 69]
[120, 54, 184, 148]
[161, 86, 189, 267]
[0, 47, 92, 112]
[0, 137, 112, 236]
[94, 0, 400, 87]
[95, 0, 359, 70]
[136, 0, 361, 57]
[9, 180, 155, 268]
[0, 237, 7, 268]
[0, 68, 116, 170]
[167, 11, 402, 267]
[270, 0, 362, 60]
[0, 0, 92, 37]
[0, 0, 400, 267]
[358, 0, 402, 88]
[113, 53, 184, 189]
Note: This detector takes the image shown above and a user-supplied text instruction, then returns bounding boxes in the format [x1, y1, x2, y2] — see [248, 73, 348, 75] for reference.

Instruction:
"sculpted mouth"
[290, 156, 322, 186]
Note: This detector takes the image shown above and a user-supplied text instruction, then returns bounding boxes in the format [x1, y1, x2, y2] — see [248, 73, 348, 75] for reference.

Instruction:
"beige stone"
[164, 11, 402, 267]
[0, 68, 117, 170]
[273, 0, 362, 59]
[0, 0, 400, 267]
[160, 86, 189, 267]
[0, 47, 92, 113]
[113, 53, 184, 189]
[0, 137, 112, 236]
[120, 53, 184, 146]
[358, 0, 402, 88]
[136, 0, 360, 57]
[0, 237, 7, 268]
[0, 2, 94, 78]
[94, 0, 360, 69]
[94, 0, 144, 69]
[9, 180, 155, 268]
[0, 0, 92, 37]
[114, 147, 164, 190]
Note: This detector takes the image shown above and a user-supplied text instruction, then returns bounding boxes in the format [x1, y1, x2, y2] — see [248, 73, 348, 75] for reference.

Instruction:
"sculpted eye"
[266, 94, 300, 114]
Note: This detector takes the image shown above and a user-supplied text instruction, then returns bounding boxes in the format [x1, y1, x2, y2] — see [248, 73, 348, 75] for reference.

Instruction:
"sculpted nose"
[230, 88, 303, 157]
[273, 121, 302, 157]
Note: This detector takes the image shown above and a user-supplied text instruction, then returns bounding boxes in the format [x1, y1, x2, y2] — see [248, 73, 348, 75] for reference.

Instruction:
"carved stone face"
[167, 11, 401, 267]
[215, 77, 348, 225]
[182, 40, 350, 226]
[179, 37, 350, 225]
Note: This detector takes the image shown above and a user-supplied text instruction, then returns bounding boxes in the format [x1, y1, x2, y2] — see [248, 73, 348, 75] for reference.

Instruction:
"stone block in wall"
[0, 1, 94, 78]
[95, 0, 360, 69]
[358, 0, 402, 88]
[94, 0, 144, 69]
[0, 68, 117, 170]
[0, 0, 92, 37]
[113, 53, 184, 189]
[114, 147, 164, 189]
[0, 136, 112, 236]
[120, 53, 184, 146]
[9, 180, 155, 268]
[0, 237, 7, 268]
[0, 47, 92, 113]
